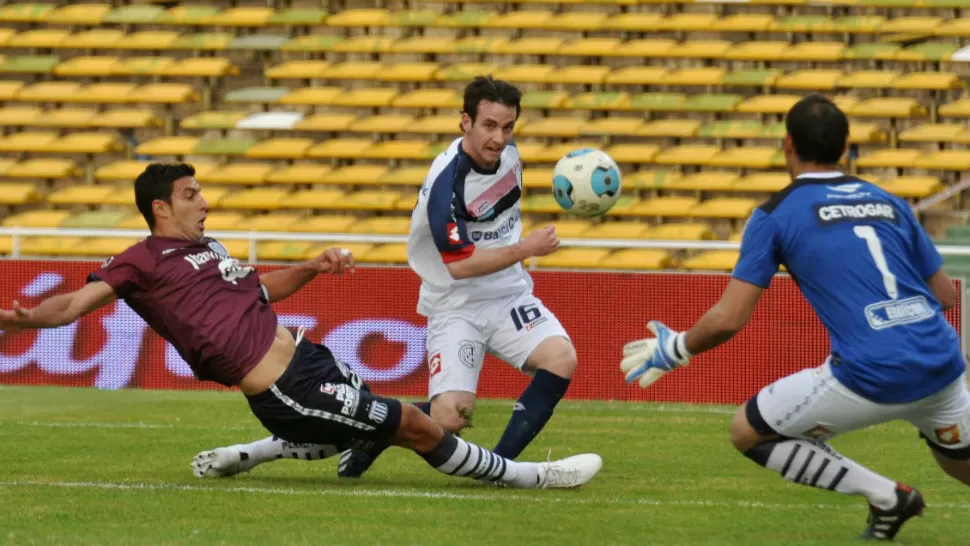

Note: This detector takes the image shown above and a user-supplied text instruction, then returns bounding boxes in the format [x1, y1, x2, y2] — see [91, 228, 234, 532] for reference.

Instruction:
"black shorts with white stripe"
[245, 338, 402, 452]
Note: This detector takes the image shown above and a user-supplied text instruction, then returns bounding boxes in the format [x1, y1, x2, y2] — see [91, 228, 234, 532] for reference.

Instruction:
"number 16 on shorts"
[510, 303, 548, 331]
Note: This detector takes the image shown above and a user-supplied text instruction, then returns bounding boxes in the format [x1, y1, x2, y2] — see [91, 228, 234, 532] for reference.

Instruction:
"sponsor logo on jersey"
[864, 295, 935, 330]
[429, 352, 442, 376]
[469, 209, 521, 242]
[934, 424, 961, 445]
[320, 382, 360, 417]
[815, 200, 898, 225]
[447, 223, 461, 244]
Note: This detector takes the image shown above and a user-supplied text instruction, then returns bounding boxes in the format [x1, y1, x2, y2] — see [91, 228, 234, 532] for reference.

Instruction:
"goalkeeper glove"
[620, 321, 692, 389]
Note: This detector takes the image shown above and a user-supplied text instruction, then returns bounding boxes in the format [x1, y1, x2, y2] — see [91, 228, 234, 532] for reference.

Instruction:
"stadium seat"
[349, 217, 412, 235]
[343, 190, 409, 211]
[61, 210, 129, 228]
[2, 209, 72, 227]
[360, 244, 408, 264]
[245, 213, 304, 232]
[361, 141, 433, 160]
[913, 151, 970, 171]
[198, 163, 273, 186]
[682, 251, 739, 272]
[196, 211, 245, 230]
[646, 223, 713, 241]
[379, 167, 428, 187]
[598, 249, 670, 270]
[265, 164, 332, 185]
[630, 197, 698, 218]
[321, 165, 389, 186]
[351, 115, 415, 134]
[287, 215, 358, 233]
[879, 176, 941, 198]
[581, 223, 649, 239]
[855, 149, 922, 169]
[534, 248, 611, 269]
[392, 89, 462, 109]
[245, 138, 315, 160]
[135, 136, 200, 156]
[668, 172, 740, 192]
[220, 188, 291, 210]
[736, 173, 790, 192]
[48, 185, 116, 206]
[0, 182, 39, 205]
[6, 158, 80, 179]
[654, 145, 721, 167]
[689, 198, 758, 219]
[776, 70, 844, 90]
[899, 124, 968, 143]
[638, 119, 702, 138]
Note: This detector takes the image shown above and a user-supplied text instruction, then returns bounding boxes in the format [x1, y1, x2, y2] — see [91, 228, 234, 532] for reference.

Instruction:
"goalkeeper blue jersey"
[733, 172, 965, 404]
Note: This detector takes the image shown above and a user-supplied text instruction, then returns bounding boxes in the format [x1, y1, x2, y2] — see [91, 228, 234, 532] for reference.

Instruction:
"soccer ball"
[551, 148, 622, 218]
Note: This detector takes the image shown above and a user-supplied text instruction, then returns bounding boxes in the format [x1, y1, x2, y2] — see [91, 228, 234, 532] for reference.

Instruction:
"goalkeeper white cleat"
[536, 454, 603, 489]
[191, 447, 248, 478]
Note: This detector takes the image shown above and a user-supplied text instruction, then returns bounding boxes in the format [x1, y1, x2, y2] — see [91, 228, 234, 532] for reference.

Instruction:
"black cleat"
[337, 443, 389, 479]
[861, 483, 925, 541]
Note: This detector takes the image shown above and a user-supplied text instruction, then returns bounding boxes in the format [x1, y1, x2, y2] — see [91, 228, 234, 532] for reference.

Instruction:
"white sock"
[231, 436, 339, 471]
[421, 433, 539, 488]
[751, 439, 898, 509]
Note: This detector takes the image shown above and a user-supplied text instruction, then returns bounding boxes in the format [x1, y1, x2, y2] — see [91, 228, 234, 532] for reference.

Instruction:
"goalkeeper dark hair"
[461, 75, 522, 128]
[785, 93, 849, 165]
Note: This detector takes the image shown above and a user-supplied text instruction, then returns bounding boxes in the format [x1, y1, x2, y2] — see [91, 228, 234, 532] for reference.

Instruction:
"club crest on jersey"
[207, 240, 230, 258]
[447, 223, 461, 244]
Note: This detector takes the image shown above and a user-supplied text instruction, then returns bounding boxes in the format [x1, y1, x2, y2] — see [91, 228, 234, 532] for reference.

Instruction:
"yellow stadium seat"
[114, 213, 147, 229]
[205, 6, 273, 27]
[198, 163, 273, 185]
[775, 70, 844, 90]
[0, 131, 56, 152]
[736, 94, 800, 114]
[492, 37, 564, 56]
[361, 141, 431, 160]
[836, 70, 901, 89]
[522, 168, 554, 190]
[670, 40, 734, 59]
[0, 182, 39, 205]
[449, 36, 510, 55]
[113, 56, 175, 76]
[714, 13, 776, 31]
[43, 3, 111, 25]
[20, 237, 87, 257]
[0, 105, 41, 126]
[244, 138, 314, 159]
[708, 148, 780, 169]
[594, 143, 658, 164]
[542, 220, 593, 238]
[484, 10, 554, 29]
[129, 84, 198, 104]
[850, 98, 927, 118]
[60, 29, 123, 49]
[53, 56, 121, 77]
[625, 170, 681, 190]
[257, 241, 314, 262]
[390, 37, 457, 55]
[265, 164, 332, 185]
[604, 66, 668, 86]
[631, 197, 699, 217]
[899, 123, 968, 143]
[349, 217, 412, 235]
[647, 223, 713, 241]
[279, 189, 348, 209]
[306, 138, 374, 159]
[690, 197, 758, 219]
[563, 92, 627, 111]
[376, 62, 440, 82]
[599, 249, 670, 270]
[659, 13, 719, 31]
[325, 8, 390, 27]
[913, 151, 970, 171]
[329, 36, 394, 54]
[321, 165, 389, 186]
[654, 145, 721, 166]
[135, 137, 199, 156]
[547, 66, 611, 85]
[288, 215, 357, 233]
[581, 117, 645, 137]
[517, 117, 584, 138]
[360, 244, 408, 264]
[6, 158, 80, 179]
[7, 29, 70, 48]
[0, 157, 17, 174]
[782, 43, 846, 62]
[116, 31, 180, 50]
[342, 190, 408, 211]
[535, 248, 611, 269]
[662, 67, 726, 86]
[16, 81, 82, 103]
[878, 16, 942, 34]
[220, 188, 291, 210]
[855, 148, 922, 168]
[637, 119, 702, 138]
[351, 115, 415, 134]
[379, 167, 429, 187]
[69, 83, 136, 104]
[581, 222, 649, 239]
[196, 211, 245, 230]
[407, 115, 461, 135]
[78, 238, 143, 257]
[392, 89, 461, 109]
[293, 114, 357, 132]
[557, 37, 621, 57]
[244, 212, 304, 232]
[667, 172, 739, 191]
[544, 11, 609, 31]
[878, 176, 941, 198]
[939, 99, 970, 118]
[737, 172, 790, 192]
[164, 58, 238, 78]
[724, 41, 790, 61]
[328, 88, 398, 108]
[0, 81, 24, 101]
[95, 161, 149, 181]
[266, 60, 329, 80]
[305, 243, 374, 261]
[48, 185, 116, 205]
[180, 111, 246, 130]
[683, 251, 739, 272]
[2, 210, 72, 227]
[492, 64, 556, 84]
[435, 63, 501, 83]
[46, 132, 123, 154]
[892, 72, 964, 91]
[602, 13, 665, 32]
[321, 61, 383, 80]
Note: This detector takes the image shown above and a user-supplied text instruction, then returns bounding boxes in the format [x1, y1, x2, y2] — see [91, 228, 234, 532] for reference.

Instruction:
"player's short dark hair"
[785, 93, 849, 165]
[135, 162, 195, 229]
[462, 75, 522, 127]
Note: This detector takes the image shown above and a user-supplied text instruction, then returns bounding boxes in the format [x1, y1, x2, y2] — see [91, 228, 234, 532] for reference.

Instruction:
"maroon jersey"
[88, 236, 278, 387]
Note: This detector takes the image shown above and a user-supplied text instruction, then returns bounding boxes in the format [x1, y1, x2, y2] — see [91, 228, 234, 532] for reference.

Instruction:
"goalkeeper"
[621, 94, 969, 542]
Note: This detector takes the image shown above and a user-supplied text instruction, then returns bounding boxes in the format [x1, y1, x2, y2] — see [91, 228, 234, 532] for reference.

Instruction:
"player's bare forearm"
[16, 293, 75, 327]
[683, 278, 764, 355]
[4, 281, 118, 330]
[260, 262, 318, 303]
[446, 245, 528, 280]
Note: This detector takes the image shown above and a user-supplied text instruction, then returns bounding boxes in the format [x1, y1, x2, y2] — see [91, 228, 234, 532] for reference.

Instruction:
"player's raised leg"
[733, 362, 923, 541]
[489, 294, 575, 459]
[192, 436, 340, 478]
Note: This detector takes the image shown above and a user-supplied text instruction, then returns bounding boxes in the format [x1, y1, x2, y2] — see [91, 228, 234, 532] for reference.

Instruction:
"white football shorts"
[750, 358, 970, 455]
[425, 291, 570, 399]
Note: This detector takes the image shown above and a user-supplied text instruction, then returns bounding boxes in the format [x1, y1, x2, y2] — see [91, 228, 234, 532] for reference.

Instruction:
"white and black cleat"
[536, 454, 603, 489]
[191, 447, 249, 478]
[861, 483, 925, 541]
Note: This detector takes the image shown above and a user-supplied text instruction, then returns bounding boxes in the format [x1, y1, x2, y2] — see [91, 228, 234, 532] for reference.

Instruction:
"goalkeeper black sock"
[744, 438, 898, 509]
[493, 369, 571, 459]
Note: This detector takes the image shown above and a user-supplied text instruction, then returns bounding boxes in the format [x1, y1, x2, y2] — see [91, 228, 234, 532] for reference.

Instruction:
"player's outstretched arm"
[447, 225, 558, 280]
[621, 279, 763, 389]
[0, 280, 117, 333]
[260, 247, 355, 303]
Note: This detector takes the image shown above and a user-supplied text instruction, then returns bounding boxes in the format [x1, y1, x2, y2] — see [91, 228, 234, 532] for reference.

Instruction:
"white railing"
[3, 226, 970, 262]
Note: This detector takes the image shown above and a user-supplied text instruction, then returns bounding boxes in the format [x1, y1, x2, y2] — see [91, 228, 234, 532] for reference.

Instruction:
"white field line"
[2, 480, 968, 510]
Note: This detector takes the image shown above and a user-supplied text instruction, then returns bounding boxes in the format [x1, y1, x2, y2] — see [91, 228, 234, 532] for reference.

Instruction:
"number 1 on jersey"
[853, 225, 898, 300]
